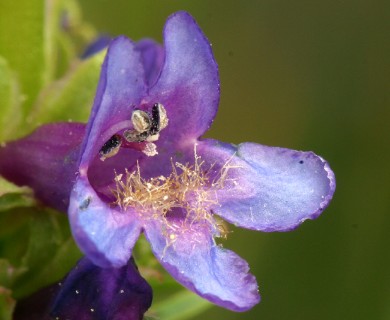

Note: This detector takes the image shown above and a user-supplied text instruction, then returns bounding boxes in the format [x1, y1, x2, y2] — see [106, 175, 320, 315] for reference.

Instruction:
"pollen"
[112, 148, 238, 240]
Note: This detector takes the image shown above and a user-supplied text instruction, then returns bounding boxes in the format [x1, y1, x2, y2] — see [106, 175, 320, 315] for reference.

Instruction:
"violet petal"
[136, 39, 164, 87]
[197, 140, 336, 232]
[69, 176, 142, 268]
[0, 123, 85, 212]
[51, 257, 152, 320]
[146, 11, 219, 142]
[144, 219, 260, 311]
[79, 36, 147, 171]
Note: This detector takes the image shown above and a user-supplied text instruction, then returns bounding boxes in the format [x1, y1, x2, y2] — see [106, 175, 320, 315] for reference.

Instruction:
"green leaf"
[0, 208, 31, 267]
[12, 208, 82, 298]
[0, 192, 36, 214]
[0, 287, 15, 320]
[149, 290, 213, 320]
[0, 56, 22, 141]
[0, 177, 28, 197]
[0, 203, 82, 299]
[0, 259, 26, 289]
[0, 183, 81, 299]
[0, 181, 36, 265]
[31, 51, 105, 124]
[0, 1, 48, 113]
[0, 0, 96, 120]
[0, 178, 36, 212]
[16, 236, 81, 297]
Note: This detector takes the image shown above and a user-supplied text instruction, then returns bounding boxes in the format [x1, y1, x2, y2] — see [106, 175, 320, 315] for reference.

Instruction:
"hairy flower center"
[112, 149, 236, 241]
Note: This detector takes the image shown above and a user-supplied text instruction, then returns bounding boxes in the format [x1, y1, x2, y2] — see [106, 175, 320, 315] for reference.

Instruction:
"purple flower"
[51, 257, 152, 320]
[0, 11, 335, 312]
[13, 257, 152, 320]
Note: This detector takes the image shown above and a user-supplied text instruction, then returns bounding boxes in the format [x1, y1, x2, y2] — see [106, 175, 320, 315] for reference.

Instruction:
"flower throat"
[112, 149, 237, 239]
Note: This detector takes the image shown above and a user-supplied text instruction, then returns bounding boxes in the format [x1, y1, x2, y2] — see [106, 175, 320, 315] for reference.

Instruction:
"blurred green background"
[78, 0, 389, 319]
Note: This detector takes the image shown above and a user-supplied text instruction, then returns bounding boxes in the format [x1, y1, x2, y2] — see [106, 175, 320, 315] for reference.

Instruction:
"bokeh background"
[79, 1, 389, 319]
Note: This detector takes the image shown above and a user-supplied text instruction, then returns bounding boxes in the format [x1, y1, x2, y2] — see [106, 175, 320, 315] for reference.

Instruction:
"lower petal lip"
[143, 219, 260, 311]
[68, 176, 142, 268]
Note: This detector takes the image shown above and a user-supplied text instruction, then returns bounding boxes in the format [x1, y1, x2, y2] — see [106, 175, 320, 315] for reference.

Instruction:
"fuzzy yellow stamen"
[112, 148, 238, 241]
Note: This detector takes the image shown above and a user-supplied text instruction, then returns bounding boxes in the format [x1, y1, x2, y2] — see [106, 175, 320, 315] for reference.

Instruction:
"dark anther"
[124, 103, 167, 144]
[299, 160, 304, 164]
[149, 103, 161, 135]
[99, 134, 122, 160]
[123, 130, 149, 143]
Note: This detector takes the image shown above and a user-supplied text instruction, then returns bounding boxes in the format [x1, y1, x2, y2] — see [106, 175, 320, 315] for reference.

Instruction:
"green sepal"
[30, 51, 105, 124]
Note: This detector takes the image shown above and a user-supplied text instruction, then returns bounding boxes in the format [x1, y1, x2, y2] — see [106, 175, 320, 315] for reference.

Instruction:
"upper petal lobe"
[136, 39, 165, 87]
[79, 37, 147, 171]
[146, 11, 220, 143]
